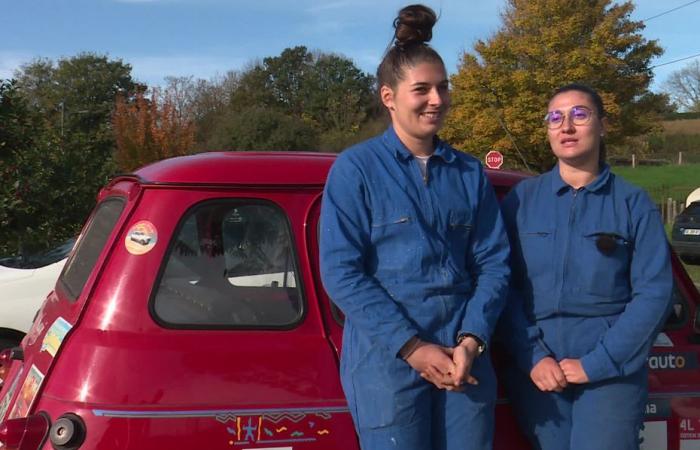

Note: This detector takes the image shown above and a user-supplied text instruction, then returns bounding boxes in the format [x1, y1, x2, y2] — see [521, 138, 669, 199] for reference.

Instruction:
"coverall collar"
[383, 126, 456, 164]
[550, 162, 612, 195]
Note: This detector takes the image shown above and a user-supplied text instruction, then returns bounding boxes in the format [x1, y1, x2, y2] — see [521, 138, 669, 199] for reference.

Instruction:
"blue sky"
[1, 0, 698, 92]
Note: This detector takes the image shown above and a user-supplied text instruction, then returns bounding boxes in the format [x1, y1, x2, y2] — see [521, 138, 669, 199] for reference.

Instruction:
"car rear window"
[152, 200, 303, 329]
[59, 197, 127, 301]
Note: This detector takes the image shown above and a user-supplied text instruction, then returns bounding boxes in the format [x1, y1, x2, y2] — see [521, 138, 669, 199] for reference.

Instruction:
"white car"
[0, 238, 75, 349]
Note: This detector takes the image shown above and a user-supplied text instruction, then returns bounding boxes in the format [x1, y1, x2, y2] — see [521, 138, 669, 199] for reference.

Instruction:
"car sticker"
[0, 368, 23, 421]
[125, 220, 158, 255]
[640, 421, 667, 450]
[9, 365, 44, 419]
[680, 418, 700, 449]
[653, 332, 674, 347]
[647, 352, 699, 370]
[41, 317, 73, 357]
[645, 398, 672, 419]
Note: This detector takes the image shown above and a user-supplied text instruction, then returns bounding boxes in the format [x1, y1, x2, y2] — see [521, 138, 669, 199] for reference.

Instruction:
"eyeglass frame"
[543, 105, 596, 130]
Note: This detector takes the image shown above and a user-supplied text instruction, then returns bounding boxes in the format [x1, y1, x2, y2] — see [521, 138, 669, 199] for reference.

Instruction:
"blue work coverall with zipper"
[498, 164, 672, 450]
[319, 126, 510, 450]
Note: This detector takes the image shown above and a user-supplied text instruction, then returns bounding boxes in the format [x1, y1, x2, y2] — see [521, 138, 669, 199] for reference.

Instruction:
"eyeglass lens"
[545, 106, 592, 128]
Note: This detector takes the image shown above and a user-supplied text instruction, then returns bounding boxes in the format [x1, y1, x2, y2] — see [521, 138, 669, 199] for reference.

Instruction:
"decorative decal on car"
[645, 398, 671, 419]
[125, 220, 158, 255]
[224, 412, 332, 446]
[647, 352, 699, 370]
[92, 406, 348, 446]
[0, 368, 23, 421]
[9, 365, 44, 419]
[41, 317, 73, 357]
[652, 332, 673, 348]
[640, 421, 667, 450]
[680, 418, 700, 446]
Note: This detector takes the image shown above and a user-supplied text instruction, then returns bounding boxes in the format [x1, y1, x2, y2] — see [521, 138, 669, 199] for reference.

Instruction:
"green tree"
[443, 0, 665, 171]
[0, 53, 140, 255]
[205, 47, 375, 152]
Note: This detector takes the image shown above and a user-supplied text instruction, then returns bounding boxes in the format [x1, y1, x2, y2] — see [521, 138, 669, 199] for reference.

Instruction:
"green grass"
[612, 163, 700, 204]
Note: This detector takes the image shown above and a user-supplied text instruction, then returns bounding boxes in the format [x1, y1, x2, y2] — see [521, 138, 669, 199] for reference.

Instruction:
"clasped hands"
[529, 356, 589, 392]
[404, 337, 481, 391]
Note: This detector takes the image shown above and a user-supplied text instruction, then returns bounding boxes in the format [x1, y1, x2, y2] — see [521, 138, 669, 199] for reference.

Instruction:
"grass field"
[662, 118, 700, 134]
[612, 163, 700, 204]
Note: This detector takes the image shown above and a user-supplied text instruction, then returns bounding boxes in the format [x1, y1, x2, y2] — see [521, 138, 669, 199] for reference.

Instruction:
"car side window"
[664, 281, 689, 330]
[152, 200, 303, 328]
[59, 197, 126, 301]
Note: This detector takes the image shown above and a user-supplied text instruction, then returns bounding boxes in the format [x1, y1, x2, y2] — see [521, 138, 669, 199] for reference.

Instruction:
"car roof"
[130, 151, 531, 188]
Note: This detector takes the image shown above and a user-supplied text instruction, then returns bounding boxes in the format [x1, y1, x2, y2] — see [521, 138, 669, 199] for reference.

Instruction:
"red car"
[0, 152, 697, 450]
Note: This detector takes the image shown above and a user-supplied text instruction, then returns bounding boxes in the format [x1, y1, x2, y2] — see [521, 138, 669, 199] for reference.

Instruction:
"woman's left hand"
[559, 358, 590, 384]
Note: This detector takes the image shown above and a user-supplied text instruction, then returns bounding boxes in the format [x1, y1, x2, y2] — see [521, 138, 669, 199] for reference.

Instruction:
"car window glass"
[153, 201, 303, 328]
[59, 198, 126, 301]
[683, 202, 700, 216]
[665, 281, 689, 329]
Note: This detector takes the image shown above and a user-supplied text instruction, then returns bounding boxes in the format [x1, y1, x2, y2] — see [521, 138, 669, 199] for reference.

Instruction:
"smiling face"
[380, 62, 450, 155]
[547, 90, 606, 168]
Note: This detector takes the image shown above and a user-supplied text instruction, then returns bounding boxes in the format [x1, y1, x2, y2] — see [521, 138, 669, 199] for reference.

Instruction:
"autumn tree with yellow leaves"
[112, 88, 196, 171]
[443, 0, 669, 172]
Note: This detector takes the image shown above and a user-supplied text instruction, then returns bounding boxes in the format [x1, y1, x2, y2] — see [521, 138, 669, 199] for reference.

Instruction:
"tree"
[0, 53, 140, 255]
[112, 88, 197, 171]
[0, 79, 74, 255]
[664, 60, 700, 112]
[206, 47, 376, 152]
[443, 0, 665, 171]
[207, 106, 318, 151]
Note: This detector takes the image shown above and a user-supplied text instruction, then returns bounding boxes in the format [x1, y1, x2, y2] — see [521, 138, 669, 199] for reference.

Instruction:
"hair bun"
[393, 4, 437, 49]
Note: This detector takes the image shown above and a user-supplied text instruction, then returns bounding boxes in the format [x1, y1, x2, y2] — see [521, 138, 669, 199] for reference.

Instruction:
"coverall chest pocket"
[580, 230, 632, 297]
[446, 210, 473, 262]
[517, 229, 555, 292]
[370, 210, 419, 272]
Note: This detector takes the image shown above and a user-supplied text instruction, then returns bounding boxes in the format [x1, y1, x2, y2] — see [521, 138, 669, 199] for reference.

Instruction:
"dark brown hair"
[550, 83, 608, 164]
[377, 4, 445, 90]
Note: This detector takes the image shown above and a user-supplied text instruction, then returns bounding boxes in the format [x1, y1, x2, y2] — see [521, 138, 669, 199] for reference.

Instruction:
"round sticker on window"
[125, 220, 157, 255]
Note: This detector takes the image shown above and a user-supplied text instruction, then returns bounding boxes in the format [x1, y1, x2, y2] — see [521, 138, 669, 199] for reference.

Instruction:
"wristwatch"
[456, 332, 486, 356]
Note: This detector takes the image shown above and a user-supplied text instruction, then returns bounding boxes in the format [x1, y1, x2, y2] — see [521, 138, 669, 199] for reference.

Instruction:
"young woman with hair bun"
[320, 4, 510, 449]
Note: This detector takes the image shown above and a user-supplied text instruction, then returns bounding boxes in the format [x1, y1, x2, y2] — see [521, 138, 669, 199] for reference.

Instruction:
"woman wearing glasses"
[499, 83, 672, 450]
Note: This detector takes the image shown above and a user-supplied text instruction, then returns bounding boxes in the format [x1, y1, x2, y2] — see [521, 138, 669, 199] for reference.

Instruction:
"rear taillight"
[0, 414, 50, 450]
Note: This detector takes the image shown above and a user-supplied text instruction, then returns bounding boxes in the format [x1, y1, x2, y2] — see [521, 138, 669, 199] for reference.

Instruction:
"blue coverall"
[499, 164, 673, 450]
[319, 126, 510, 450]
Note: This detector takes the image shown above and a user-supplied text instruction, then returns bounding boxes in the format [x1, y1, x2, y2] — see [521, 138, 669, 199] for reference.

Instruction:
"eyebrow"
[411, 80, 449, 88]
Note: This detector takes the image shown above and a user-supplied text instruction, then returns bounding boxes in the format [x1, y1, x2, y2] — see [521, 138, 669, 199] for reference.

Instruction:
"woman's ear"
[380, 85, 395, 111]
[600, 116, 609, 137]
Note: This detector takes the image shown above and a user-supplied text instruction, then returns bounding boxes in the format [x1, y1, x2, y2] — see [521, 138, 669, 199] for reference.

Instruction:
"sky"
[1, 0, 699, 92]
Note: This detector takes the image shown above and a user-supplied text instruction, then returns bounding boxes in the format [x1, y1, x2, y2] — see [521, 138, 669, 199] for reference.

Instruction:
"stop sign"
[485, 150, 504, 169]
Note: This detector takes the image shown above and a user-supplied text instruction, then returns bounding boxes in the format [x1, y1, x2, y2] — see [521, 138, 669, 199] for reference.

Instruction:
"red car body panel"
[0, 152, 697, 450]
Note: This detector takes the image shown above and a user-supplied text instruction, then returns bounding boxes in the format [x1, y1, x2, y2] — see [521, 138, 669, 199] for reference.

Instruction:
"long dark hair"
[376, 4, 445, 91]
[550, 83, 607, 164]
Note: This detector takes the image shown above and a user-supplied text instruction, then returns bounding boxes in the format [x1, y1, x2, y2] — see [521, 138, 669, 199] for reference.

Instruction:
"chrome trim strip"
[92, 405, 350, 419]
[496, 391, 700, 405]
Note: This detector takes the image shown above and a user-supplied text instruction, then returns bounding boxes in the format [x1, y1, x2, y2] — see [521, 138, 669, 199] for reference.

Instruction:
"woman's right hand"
[405, 342, 458, 390]
[529, 356, 568, 392]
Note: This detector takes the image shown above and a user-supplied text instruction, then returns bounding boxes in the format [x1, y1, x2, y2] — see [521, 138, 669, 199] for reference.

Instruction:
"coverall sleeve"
[496, 189, 552, 372]
[319, 156, 419, 358]
[459, 167, 511, 347]
[580, 206, 673, 383]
